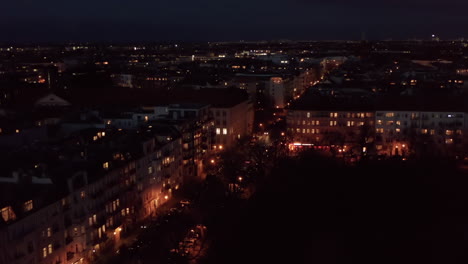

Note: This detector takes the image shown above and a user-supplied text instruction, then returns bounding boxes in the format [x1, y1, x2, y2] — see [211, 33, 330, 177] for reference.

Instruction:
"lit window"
[1, 206, 16, 222]
[329, 121, 337, 126]
[376, 145, 383, 150]
[148, 166, 153, 174]
[316, 121, 320, 125]
[446, 130, 453, 136]
[396, 121, 401, 126]
[23, 200, 33, 212]
[48, 244, 52, 254]
[385, 113, 394, 118]
[456, 129, 462, 135]
[396, 128, 401, 133]
[43, 248, 47, 258]
[307, 112, 310, 118]
[47, 227, 52, 237]
[222, 128, 228, 135]
[347, 121, 354, 127]
[377, 120, 382, 125]
[446, 138, 453, 144]
[430, 129, 435, 135]
[216, 128, 221, 135]
[376, 128, 384, 133]
[80, 191, 85, 199]
[421, 129, 428, 134]
[103, 162, 109, 169]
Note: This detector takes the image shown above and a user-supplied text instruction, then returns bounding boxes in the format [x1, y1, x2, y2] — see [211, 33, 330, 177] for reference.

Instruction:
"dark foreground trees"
[201, 151, 468, 264]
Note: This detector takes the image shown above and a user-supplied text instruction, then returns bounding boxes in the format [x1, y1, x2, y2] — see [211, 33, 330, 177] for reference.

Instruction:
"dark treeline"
[203, 152, 468, 264]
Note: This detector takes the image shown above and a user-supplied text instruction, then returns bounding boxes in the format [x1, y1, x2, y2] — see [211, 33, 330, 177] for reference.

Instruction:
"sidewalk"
[94, 196, 183, 264]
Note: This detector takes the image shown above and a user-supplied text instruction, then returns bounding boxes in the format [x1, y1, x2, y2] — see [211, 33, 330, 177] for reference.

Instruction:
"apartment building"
[375, 110, 468, 156]
[0, 127, 184, 264]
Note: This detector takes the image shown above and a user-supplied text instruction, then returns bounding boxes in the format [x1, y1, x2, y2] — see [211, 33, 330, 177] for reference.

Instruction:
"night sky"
[1, 0, 467, 42]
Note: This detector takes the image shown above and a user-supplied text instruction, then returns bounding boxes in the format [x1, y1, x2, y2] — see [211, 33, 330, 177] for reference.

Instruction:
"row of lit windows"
[376, 128, 462, 135]
[294, 128, 320, 134]
[42, 244, 53, 258]
[145, 77, 168, 81]
[216, 128, 228, 135]
[297, 120, 320, 126]
[105, 199, 120, 213]
[299, 112, 373, 118]
[377, 112, 463, 119]
[330, 121, 365, 127]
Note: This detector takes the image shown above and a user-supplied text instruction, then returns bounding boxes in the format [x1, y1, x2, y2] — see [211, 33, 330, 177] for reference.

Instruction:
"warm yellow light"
[219, 145, 223, 150]
[210, 159, 215, 164]
[164, 195, 169, 200]
[238, 177, 243, 182]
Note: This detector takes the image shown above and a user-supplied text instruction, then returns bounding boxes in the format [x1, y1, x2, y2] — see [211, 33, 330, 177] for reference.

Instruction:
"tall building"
[268, 77, 285, 109]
